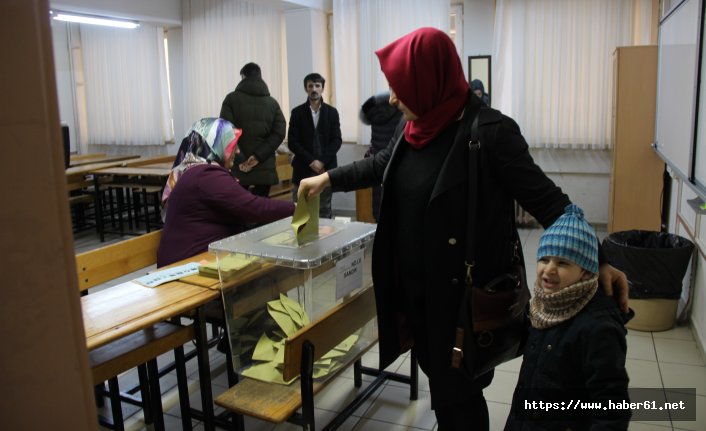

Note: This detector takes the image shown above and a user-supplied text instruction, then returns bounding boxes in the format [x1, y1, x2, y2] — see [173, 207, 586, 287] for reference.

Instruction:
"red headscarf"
[375, 27, 470, 149]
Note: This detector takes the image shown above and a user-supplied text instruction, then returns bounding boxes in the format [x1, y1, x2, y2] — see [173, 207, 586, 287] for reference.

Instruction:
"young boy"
[505, 204, 632, 431]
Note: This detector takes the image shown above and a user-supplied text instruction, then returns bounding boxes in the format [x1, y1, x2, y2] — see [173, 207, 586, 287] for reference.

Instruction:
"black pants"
[434, 391, 489, 431]
[413, 339, 492, 431]
[248, 184, 271, 197]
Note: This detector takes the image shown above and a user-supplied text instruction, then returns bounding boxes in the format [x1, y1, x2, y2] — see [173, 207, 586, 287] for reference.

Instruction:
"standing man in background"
[220, 62, 286, 197]
[359, 91, 403, 221]
[287, 73, 342, 218]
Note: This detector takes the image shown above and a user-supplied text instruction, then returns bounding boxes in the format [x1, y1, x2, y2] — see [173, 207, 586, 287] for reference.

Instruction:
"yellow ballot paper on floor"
[291, 195, 320, 245]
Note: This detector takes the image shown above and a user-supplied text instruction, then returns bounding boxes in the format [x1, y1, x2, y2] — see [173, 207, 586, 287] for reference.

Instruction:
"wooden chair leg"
[224, 333, 238, 388]
[354, 359, 362, 388]
[300, 341, 315, 431]
[108, 188, 117, 229]
[174, 345, 193, 431]
[107, 377, 125, 431]
[137, 364, 153, 425]
[146, 358, 165, 431]
[141, 188, 151, 232]
[152, 190, 162, 228]
[409, 350, 418, 401]
[94, 383, 105, 407]
[125, 187, 134, 230]
[116, 187, 126, 236]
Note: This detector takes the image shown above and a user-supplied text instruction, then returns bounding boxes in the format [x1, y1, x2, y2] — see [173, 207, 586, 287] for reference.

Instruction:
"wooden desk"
[90, 166, 171, 240]
[125, 155, 175, 167]
[66, 160, 135, 189]
[168, 251, 280, 291]
[92, 166, 172, 177]
[83, 280, 217, 350]
[141, 162, 174, 170]
[69, 154, 140, 168]
[70, 152, 106, 162]
[82, 279, 220, 430]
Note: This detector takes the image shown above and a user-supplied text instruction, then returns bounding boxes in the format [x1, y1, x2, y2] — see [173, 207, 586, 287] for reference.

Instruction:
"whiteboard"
[695, 0, 706, 190]
[654, 0, 701, 179]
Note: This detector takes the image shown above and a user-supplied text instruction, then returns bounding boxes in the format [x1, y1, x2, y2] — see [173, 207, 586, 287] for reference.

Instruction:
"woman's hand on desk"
[298, 173, 330, 201]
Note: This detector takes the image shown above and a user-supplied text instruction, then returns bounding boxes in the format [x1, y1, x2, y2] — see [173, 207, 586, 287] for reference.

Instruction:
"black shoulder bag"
[450, 110, 531, 379]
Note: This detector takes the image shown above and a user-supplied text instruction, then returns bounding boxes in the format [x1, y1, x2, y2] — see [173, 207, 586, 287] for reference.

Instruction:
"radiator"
[515, 201, 538, 227]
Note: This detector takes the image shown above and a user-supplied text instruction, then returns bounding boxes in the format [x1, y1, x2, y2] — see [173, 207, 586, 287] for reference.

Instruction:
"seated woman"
[158, 117, 294, 267]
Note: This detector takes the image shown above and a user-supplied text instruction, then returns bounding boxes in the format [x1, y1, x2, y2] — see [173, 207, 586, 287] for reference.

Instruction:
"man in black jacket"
[287, 73, 342, 218]
[220, 62, 286, 197]
[359, 92, 403, 221]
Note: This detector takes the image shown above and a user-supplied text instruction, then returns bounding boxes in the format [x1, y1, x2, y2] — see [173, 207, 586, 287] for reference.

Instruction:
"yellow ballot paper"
[244, 295, 361, 385]
[291, 195, 320, 245]
[251, 333, 278, 362]
[198, 254, 258, 279]
[241, 362, 295, 385]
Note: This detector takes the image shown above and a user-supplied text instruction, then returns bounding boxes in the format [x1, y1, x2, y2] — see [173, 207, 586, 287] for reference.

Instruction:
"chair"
[215, 286, 418, 430]
[76, 230, 193, 430]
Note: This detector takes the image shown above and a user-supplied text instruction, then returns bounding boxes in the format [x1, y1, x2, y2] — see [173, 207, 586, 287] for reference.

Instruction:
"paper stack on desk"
[198, 254, 258, 279]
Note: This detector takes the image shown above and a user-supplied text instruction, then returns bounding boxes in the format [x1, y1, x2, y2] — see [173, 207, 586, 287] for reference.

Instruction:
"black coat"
[359, 93, 403, 153]
[504, 290, 631, 431]
[287, 101, 342, 184]
[220, 78, 285, 186]
[328, 96, 571, 407]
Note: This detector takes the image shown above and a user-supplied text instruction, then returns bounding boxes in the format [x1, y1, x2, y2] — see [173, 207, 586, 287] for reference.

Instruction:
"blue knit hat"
[537, 204, 599, 274]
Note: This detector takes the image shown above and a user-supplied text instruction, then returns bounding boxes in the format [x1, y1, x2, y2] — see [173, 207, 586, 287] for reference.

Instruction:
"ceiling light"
[50, 11, 140, 29]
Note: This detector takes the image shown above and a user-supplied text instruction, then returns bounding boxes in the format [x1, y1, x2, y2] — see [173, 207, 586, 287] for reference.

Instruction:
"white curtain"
[80, 24, 173, 146]
[333, 0, 450, 144]
[493, 0, 654, 149]
[181, 0, 283, 137]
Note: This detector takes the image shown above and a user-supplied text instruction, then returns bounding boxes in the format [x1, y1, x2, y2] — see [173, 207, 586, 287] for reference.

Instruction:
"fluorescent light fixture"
[50, 10, 140, 29]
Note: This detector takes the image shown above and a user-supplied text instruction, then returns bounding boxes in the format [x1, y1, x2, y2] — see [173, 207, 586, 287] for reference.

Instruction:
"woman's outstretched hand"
[298, 172, 331, 201]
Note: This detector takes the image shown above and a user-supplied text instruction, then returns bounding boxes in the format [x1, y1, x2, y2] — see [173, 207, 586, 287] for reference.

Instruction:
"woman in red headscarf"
[298, 28, 627, 430]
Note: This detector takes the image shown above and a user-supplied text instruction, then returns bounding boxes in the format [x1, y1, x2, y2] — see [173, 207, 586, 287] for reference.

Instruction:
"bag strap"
[462, 109, 523, 282]
[465, 110, 482, 281]
[451, 109, 483, 369]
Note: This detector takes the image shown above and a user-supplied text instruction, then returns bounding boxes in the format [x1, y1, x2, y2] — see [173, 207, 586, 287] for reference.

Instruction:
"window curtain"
[181, 0, 283, 137]
[332, 0, 450, 144]
[80, 24, 173, 146]
[492, 0, 654, 149]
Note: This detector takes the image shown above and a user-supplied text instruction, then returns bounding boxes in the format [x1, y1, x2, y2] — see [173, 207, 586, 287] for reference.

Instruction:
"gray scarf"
[530, 275, 598, 329]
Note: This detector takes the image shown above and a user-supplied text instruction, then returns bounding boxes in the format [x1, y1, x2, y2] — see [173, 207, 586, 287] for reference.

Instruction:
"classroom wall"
[456, 0, 612, 225]
[167, 26, 185, 150]
[285, 8, 330, 112]
[462, 0, 495, 58]
[52, 20, 78, 152]
[2, 0, 97, 428]
[49, 0, 612, 222]
[668, 173, 706, 354]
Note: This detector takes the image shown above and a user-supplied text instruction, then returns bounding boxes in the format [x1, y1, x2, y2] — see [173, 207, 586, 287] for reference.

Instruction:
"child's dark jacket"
[505, 290, 633, 431]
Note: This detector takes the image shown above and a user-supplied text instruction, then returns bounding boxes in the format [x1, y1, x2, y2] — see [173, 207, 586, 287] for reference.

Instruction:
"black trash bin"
[603, 230, 694, 331]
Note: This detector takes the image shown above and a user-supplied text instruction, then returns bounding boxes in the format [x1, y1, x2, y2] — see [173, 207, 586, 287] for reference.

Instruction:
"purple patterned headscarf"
[161, 118, 242, 220]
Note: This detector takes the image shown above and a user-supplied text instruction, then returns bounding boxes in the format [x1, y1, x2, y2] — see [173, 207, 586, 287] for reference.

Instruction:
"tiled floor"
[81, 228, 706, 431]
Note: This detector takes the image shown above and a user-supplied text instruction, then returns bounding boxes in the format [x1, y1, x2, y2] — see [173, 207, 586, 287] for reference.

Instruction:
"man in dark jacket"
[220, 62, 286, 197]
[287, 72, 342, 218]
[359, 92, 403, 221]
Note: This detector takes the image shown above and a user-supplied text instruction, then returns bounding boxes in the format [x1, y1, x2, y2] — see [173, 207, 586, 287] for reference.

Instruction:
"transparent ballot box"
[208, 217, 377, 385]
